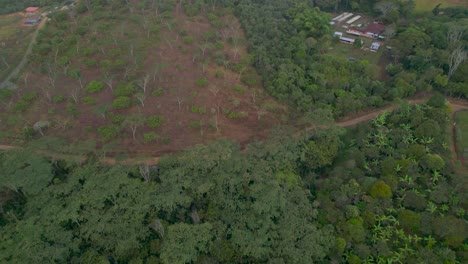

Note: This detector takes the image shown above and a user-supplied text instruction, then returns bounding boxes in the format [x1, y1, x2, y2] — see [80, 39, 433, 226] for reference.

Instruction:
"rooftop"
[26, 7, 40, 12]
[364, 23, 386, 35]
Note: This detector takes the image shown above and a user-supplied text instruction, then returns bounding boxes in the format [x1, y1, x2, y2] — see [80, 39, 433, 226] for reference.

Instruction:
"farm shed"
[334, 31, 343, 37]
[364, 23, 386, 38]
[340, 36, 355, 44]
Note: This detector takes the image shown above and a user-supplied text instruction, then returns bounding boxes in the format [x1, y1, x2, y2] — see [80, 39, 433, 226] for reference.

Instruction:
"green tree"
[369, 180, 392, 199]
[160, 223, 214, 264]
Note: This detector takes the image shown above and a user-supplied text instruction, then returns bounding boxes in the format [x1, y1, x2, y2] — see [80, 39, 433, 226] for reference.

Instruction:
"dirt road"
[0, 98, 467, 166]
[0, 18, 46, 89]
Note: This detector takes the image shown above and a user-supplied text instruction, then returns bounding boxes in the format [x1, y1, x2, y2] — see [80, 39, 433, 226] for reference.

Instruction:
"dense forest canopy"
[1, 97, 466, 263]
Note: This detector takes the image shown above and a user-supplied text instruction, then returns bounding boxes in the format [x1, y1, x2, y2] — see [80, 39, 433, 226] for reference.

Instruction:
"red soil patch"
[2, 10, 286, 156]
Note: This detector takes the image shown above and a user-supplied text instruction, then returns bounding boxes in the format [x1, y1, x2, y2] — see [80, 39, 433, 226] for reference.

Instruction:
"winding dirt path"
[0, 18, 46, 89]
[0, 98, 467, 166]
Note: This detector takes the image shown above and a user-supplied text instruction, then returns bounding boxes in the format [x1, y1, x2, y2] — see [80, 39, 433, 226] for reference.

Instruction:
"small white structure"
[333, 12, 348, 21]
[346, 29, 362, 36]
[338, 13, 353, 22]
[334, 32, 343, 38]
[340, 36, 355, 44]
[370, 42, 381, 52]
[346, 15, 361, 24]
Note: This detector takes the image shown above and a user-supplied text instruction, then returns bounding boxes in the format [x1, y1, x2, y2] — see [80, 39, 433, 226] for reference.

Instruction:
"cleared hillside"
[0, 1, 287, 155]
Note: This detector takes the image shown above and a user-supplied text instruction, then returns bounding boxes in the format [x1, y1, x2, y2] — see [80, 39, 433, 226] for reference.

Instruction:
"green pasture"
[0, 14, 35, 81]
[455, 110, 468, 159]
[414, 0, 467, 13]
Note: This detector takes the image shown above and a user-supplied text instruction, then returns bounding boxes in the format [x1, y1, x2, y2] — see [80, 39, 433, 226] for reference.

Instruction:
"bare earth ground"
[0, 12, 286, 156]
[1, 98, 467, 166]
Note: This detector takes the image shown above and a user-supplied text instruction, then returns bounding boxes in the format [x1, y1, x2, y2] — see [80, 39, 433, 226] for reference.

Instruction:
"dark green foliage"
[0, 137, 335, 263]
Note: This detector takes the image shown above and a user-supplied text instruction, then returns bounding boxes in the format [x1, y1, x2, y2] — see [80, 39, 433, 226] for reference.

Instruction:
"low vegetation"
[455, 110, 468, 161]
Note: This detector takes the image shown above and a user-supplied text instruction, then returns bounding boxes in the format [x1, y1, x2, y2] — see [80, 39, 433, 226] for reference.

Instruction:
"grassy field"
[414, 0, 468, 13]
[455, 110, 468, 160]
[0, 13, 35, 81]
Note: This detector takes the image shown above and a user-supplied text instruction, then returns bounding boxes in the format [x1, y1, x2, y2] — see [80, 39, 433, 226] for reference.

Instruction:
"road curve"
[336, 99, 468, 127]
[0, 99, 467, 166]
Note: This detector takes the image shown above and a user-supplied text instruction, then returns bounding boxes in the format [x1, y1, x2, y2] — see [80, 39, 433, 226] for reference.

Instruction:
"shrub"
[97, 125, 120, 141]
[398, 209, 421, 232]
[214, 41, 224, 50]
[83, 96, 97, 105]
[114, 82, 135, 97]
[191, 106, 206, 114]
[146, 115, 164, 128]
[420, 154, 445, 171]
[86, 80, 104, 93]
[195, 77, 209, 87]
[232, 85, 245, 94]
[240, 72, 257, 86]
[143, 132, 158, 143]
[161, 136, 170, 144]
[83, 58, 97, 67]
[14, 92, 37, 112]
[227, 111, 248, 119]
[108, 113, 124, 124]
[66, 102, 78, 118]
[369, 180, 392, 199]
[182, 36, 194, 44]
[112, 96, 132, 109]
[214, 71, 224, 78]
[52, 95, 65, 103]
[152, 88, 164, 97]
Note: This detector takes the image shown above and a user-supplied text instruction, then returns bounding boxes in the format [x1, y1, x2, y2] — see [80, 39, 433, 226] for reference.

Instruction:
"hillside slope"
[0, 1, 286, 155]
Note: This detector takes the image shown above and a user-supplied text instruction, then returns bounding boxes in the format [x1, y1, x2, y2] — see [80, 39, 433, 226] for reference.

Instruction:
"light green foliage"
[302, 127, 343, 169]
[369, 180, 392, 199]
[86, 80, 104, 93]
[195, 77, 209, 87]
[151, 88, 164, 97]
[290, 3, 330, 39]
[114, 82, 136, 97]
[182, 36, 194, 44]
[191, 106, 206, 114]
[143, 132, 158, 143]
[97, 124, 120, 141]
[276, 171, 301, 189]
[82, 96, 97, 105]
[112, 96, 132, 109]
[146, 115, 164, 128]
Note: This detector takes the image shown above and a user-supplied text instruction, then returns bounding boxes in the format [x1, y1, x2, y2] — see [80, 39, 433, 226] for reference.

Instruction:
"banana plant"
[431, 170, 442, 185]
[426, 201, 437, 213]
[440, 204, 449, 215]
[424, 235, 437, 248]
[400, 123, 412, 131]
